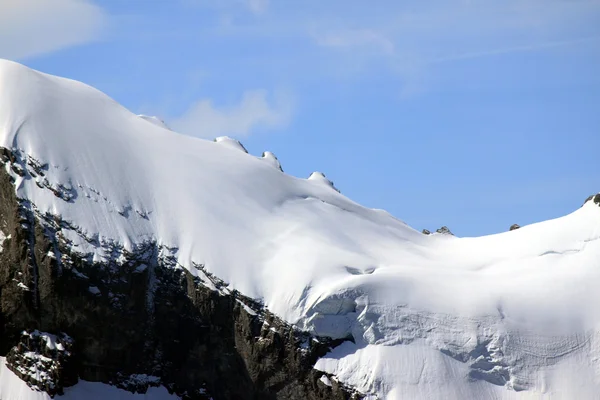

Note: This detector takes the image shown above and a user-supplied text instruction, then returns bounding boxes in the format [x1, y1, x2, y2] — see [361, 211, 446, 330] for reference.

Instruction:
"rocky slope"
[0, 154, 359, 399]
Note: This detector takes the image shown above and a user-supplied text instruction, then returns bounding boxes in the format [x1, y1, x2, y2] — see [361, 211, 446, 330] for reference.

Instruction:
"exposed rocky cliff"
[0, 148, 359, 399]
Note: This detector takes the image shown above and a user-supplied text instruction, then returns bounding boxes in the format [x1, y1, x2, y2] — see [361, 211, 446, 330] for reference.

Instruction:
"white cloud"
[0, 0, 108, 60]
[171, 89, 292, 138]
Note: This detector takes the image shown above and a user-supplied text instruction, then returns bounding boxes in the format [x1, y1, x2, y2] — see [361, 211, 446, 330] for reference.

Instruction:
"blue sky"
[1, 0, 599, 236]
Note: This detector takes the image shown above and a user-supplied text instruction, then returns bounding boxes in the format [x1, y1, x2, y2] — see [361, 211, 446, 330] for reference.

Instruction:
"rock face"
[422, 227, 453, 235]
[435, 226, 453, 235]
[0, 148, 359, 399]
[584, 193, 600, 207]
[509, 224, 520, 231]
[5, 330, 76, 396]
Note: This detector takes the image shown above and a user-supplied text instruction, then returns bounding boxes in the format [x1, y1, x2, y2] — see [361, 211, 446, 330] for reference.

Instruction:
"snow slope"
[1, 59, 600, 399]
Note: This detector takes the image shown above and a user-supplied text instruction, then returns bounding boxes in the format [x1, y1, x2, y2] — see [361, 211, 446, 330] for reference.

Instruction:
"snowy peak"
[260, 151, 283, 172]
[0, 58, 417, 317]
[308, 172, 340, 193]
[213, 136, 249, 153]
[2, 59, 600, 399]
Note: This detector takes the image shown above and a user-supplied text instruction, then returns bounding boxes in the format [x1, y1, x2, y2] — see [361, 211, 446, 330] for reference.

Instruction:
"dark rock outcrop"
[435, 226, 453, 235]
[422, 227, 453, 235]
[0, 147, 360, 399]
[5, 330, 76, 396]
[584, 193, 600, 207]
[509, 224, 520, 231]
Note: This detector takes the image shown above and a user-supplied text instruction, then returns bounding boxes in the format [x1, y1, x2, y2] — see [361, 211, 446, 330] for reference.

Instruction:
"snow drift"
[1, 59, 600, 399]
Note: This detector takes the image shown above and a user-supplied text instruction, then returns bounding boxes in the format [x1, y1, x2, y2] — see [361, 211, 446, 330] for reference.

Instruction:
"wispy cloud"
[171, 89, 293, 138]
[0, 0, 108, 60]
[246, 0, 268, 15]
[182, 0, 269, 16]
[429, 35, 600, 64]
[305, 0, 600, 93]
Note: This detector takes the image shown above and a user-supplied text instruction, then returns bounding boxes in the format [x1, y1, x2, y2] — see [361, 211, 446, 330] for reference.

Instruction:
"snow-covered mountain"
[0, 58, 599, 400]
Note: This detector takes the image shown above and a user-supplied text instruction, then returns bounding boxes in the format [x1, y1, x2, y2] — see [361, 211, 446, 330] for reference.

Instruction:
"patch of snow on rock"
[0, 230, 10, 252]
[88, 286, 101, 296]
[319, 375, 332, 387]
[134, 264, 148, 273]
[236, 299, 257, 316]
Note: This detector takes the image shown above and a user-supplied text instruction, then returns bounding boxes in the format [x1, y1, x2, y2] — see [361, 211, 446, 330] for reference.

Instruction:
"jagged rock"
[5, 330, 76, 396]
[509, 224, 520, 231]
[584, 193, 600, 207]
[436, 226, 453, 235]
[422, 229, 431, 235]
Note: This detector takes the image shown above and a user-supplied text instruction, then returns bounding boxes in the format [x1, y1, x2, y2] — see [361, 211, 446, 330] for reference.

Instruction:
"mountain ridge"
[1, 59, 600, 399]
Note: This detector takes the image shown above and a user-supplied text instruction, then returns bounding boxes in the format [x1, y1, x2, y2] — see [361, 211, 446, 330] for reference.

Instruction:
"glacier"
[1, 58, 600, 399]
